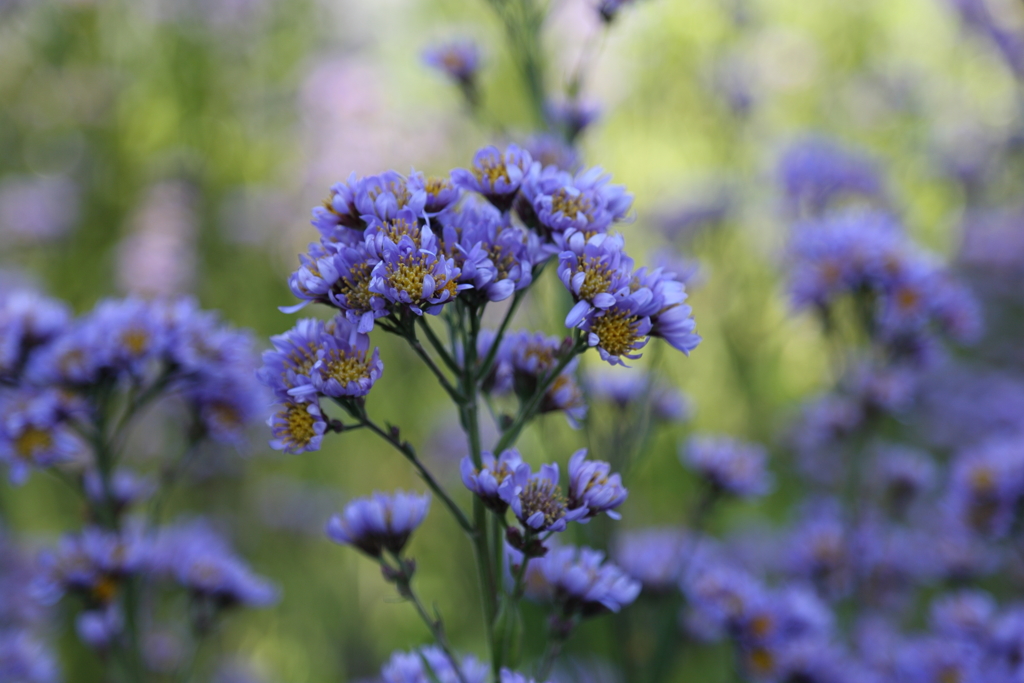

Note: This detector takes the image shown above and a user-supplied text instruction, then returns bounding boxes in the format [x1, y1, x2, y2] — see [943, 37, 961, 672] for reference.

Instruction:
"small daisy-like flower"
[0, 389, 81, 486]
[514, 544, 640, 615]
[460, 449, 523, 513]
[257, 318, 326, 402]
[558, 232, 634, 329]
[422, 40, 482, 85]
[353, 171, 426, 222]
[682, 435, 773, 498]
[381, 646, 489, 683]
[613, 527, 689, 592]
[326, 490, 431, 558]
[33, 526, 148, 608]
[267, 401, 327, 454]
[500, 462, 587, 533]
[566, 449, 627, 520]
[409, 171, 462, 214]
[369, 219, 468, 316]
[522, 165, 630, 237]
[311, 174, 363, 244]
[452, 144, 534, 212]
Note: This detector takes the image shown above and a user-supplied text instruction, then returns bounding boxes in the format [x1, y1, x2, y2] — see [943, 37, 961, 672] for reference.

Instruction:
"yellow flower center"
[426, 177, 452, 195]
[210, 402, 241, 428]
[550, 189, 592, 220]
[747, 647, 775, 676]
[369, 181, 412, 209]
[475, 160, 510, 186]
[283, 404, 317, 447]
[15, 428, 52, 460]
[336, 261, 375, 310]
[386, 255, 458, 304]
[577, 257, 614, 301]
[519, 479, 566, 527]
[591, 310, 642, 358]
[325, 349, 371, 386]
[92, 575, 119, 604]
[121, 329, 149, 356]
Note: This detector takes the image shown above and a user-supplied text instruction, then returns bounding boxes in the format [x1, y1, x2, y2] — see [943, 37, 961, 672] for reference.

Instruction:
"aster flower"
[785, 503, 851, 600]
[311, 174, 364, 243]
[367, 214, 468, 315]
[777, 136, 885, 217]
[284, 240, 390, 330]
[187, 375, 268, 445]
[515, 544, 640, 615]
[0, 389, 81, 485]
[409, 171, 462, 214]
[585, 368, 692, 422]
[496, 330, 588, 426]
[33, 526, 148, 608]
[256, 318, 326, 402]
[76, 605, 122, 650]
[326, 490, 431, 558]
[500, 462, 588, 533]
[522, 167, 632, 238]
[380, 646, 489, 683]
[557, 232, 634, 329]
[566, 449, 627, 520]
[612, 527, 689, 592]
[452, 145, 534, 212]
[0, 290, 70, 380]
[499, 670, 548, 683]
[523, 134, 580, 173]
[354, 171, 427, 222]
[871, 444, 936, 515]
[150, 521, 278, 608]
[0, 631, 60, 683]
[682, 561, 763, 630]
[461, 449, 523, 513]
[267, 400, 327, 454]
[895, 637, 985, 683]
[422, 41, 482, 86]
[947, 434, 1024, 538]
[682, 435, 773, 498]
[545, 99, 602, 142]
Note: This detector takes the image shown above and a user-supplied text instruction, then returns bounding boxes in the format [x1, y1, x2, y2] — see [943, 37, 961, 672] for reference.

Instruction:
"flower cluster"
[510, 544, 641, 617]
[786, 208, 981, 361]
[326, 490, 431, 558]
[681, 435, 773, 498]
[0, 292, 264, 484]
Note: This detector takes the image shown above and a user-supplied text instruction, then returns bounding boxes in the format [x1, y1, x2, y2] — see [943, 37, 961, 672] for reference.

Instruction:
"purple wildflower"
[326, 490, 431, 557]
[500, 462, 587, 533]
[0, 290, 70, 380]
[460, 449, 523, 513]
[452, 145, 534, 212]
[267, 400, 327, 454]
[83, 469, 154, 512]
[777, 136, 885, 217]
[566, 449, 627, 520]
[523, 134, 580, 173]
[76, 606, 122, 650]
[409, 171, 462, 214]
[930, 590, 996, 643]
[494, 330, 587, 426]
[682, 435, 772, 498]
[515, 544, 640, 615]
[612, 527, 689, 592]
[422, 41, 482, 85]
[0, 631, 60, 683]
[0, 389, 81, 485]
[381, 646, 489, 683]
[521, 166, 632, 238]
[500, 670, 547, 683]
[311, 174, 363, 243]
[947, 434, 1024, 538]
[150, 521, 278, 608]
[353, 171, 427, 222]
[545, 99, 602, 141]
[33, 526, 148, 608]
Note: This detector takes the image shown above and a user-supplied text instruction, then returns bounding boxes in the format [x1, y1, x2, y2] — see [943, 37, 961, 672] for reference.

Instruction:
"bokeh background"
[1, 0, 1022, 679]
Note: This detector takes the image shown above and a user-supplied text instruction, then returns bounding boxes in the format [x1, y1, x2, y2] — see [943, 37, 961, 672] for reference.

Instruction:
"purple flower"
[284, 241, 388, 330]
[895, 637, 984, 683]
[439, 202, 537, 302]
[522, 134, 580, 173]
[612, 527, 689, 592]
[515, 544, 640, 615]
[311, 174, 364, 243]
[871, 444, 936, 514]
[0, 631, 60, 683]
[522, 166, 632, 238]
[682, 435, 772, 498]
[585, 368, 692, 422]
[500, 462, 587, 533]
[367, 214, 468, 315]
[0, 290, 70, 380]
[267, 400, 327, 454]
[409, 171, 462, 214]
[777, 136, 885, 217]
[452, 145, 534, 212]
[354, 171, 427, 222]
[500, 670, 548, 683]
[422, 40, 482, 85]
[256, 318, 326, 402]
[566, 449, 627, 520]
[76, 606, 122, 650]
[326, 490, 431, 557]
[150, 520, 278, 608]
[557, 232, 634, 328]
[491, 330, 588, 427]
[83, 469, 154, 512]
[0, 389, 81, 485]
[461, 449, 523, 513]
[33, 526, 148, 607]
[682, 561, 763, 631]
[947, 434, 1024, 538]
[785, 502, 851, 600]
[545, 99, 602, 141]
[381, 646, 489, 683]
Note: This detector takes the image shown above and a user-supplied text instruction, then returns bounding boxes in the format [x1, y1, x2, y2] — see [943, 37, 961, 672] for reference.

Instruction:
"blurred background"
[1, 0, 1022, 680]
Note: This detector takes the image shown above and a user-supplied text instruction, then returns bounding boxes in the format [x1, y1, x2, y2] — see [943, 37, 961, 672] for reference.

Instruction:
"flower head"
[566, 449, 627, 520]
[409, 171, 462, 214]
[354, 171, 426, 222]
[326, 490, 431, 557]
[422, 41, 482, 85]
[0, 290, 70, 381]
[311, 174, 364, 244]
[0, 389, 81, 485]
[515, 544, 640, 615]
[461, 449, 523, 513]
[34, 526, 148, 607]
[452, 145, 534, 212]
[521, 165, 631, 237]
[381, 646, 488, 683]
[682, 435, 773, 498]
[267, 400, 327, 454]
[612, 527, 689, 592]
[500, 462, 587, 533]
[777, 136, 885, 217]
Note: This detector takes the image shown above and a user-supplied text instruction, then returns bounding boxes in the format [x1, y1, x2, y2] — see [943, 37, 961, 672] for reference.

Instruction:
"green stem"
[476, 290, 525, 383]
[405, 336, 465, 403]
[417, 317, 462, 374]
